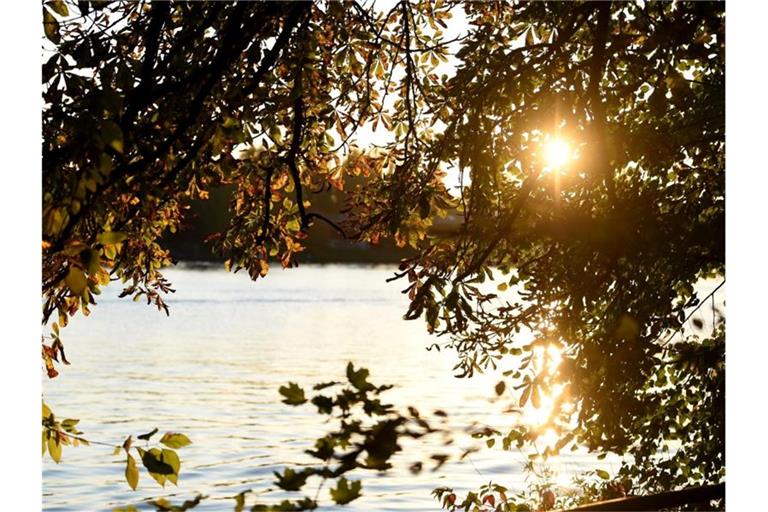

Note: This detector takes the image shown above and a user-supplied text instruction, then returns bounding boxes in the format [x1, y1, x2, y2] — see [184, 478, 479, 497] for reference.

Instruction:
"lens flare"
[544, 138, 572, 169]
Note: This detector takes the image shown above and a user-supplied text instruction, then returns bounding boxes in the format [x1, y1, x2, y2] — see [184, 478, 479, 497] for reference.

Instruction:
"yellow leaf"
[65, 267, 88, 295]
[125, 454, 139, 490]
[43, 8, 60, 44]
[42, 430, 48, 456]
[97, 231, 127, 245]
[103, 244, 117, 260]
[47, 0, 69, 16]
[162, 449, 181, 485]
[159, 432, 192, 449]
[42, 402, 52, 420]
[48, 434, 62, 463]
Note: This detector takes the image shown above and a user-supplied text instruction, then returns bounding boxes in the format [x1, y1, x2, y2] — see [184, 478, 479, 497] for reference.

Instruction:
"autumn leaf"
[159, 432, 192, 449]
[125, 453, 139, 490]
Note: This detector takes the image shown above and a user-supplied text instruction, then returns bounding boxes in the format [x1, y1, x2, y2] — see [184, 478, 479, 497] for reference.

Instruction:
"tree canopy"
[42, 0, 724, 505]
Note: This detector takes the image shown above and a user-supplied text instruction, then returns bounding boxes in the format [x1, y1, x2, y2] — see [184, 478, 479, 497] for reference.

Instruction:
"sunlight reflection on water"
[43, 264, 615, 511]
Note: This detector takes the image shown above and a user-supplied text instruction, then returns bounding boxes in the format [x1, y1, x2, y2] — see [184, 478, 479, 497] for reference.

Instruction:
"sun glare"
[544, 137, 572, 169]
[520, 344, 565, 429]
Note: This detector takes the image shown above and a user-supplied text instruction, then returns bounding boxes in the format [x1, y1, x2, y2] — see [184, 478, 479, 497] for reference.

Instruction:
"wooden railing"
[559, 482, 724, 511]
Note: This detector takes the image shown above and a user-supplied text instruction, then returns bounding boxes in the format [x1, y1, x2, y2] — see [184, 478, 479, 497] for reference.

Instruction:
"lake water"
[43, 264, 619, 511]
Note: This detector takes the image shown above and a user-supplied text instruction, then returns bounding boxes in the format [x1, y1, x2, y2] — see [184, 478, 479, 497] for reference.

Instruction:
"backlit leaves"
[42, 7, 60, 44]
[47, 433, 62, 463]
[64, 267, 87, 295]
[47, 0, 69, 16]
[138, 447, 174, 486]
[125, 453, 139, 490]
[159, 432, 192, 449]
[121, 437, 187, 490]
[41, 402, 189, 492]
[42, 402, 85, 464]
[97, 231, 127, 245]
[161, 449, 181, 485]
[519, 385, 531, 408]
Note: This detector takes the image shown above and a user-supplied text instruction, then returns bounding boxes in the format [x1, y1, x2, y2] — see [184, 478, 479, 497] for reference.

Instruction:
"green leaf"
[61, 419, 79, 429]
[596, 469, 610, 480]
[43, 8, 60, 44]
[330, 477, 362, 505]
[279, 382, 307, 405]
[100, 120, 124, 153]
[125, 453, 139, 490]
[159, 432, 192, 449]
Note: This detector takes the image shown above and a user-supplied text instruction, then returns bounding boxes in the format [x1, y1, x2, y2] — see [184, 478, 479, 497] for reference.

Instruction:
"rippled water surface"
[43, 264, 612, 511]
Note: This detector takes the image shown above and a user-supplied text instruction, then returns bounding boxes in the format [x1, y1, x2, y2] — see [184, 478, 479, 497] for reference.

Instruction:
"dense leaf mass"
[42, 0, 724, 499]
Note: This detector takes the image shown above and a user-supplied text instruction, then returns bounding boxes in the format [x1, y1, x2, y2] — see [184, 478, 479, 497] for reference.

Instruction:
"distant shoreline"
[171, 260, 401, 270]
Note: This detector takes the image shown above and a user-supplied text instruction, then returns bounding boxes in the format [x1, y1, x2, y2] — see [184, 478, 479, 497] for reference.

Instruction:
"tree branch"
[121, 1, 170, 130]
[587, 2, 616, 204]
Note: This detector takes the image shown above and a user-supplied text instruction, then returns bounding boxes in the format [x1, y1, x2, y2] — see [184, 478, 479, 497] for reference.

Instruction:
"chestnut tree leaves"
[42, 401, 191, 492]
[42, 401, 88, 464]
[251, 364, 449, 510]
[118, 430, 191, 490]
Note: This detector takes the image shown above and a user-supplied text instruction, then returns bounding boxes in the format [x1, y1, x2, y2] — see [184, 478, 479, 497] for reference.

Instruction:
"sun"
[544, 137, 572, 169]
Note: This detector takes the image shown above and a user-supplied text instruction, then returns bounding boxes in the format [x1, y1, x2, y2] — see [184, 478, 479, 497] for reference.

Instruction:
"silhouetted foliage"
[245, 363, 449, 510]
